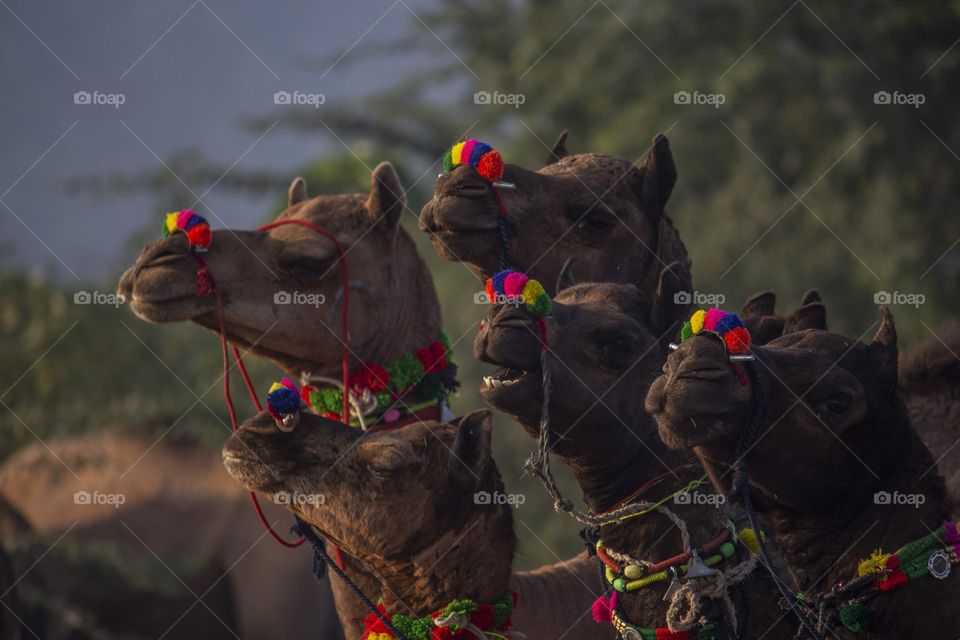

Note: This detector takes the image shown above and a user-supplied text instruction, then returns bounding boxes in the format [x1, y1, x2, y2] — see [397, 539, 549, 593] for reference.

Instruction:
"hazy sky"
[0, 0, 436, 282]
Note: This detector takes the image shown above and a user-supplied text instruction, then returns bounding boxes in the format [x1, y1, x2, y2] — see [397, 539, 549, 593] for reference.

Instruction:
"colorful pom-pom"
[267, 378, 301, 415]
[443, 138, 504, 182]
[483, 270, 551, 316]
[724, 327, 751, 354]
[681, 308, 752, 356]
[690, 309, 706, 334]
[161, 209, 211, 250]
[680, 321, 694, 341]
[703, 308, 727, 332]
[502, 271, 529, 297]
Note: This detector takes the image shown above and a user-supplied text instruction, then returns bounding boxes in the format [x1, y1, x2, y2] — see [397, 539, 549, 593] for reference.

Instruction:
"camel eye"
[576, 212, 615, 233]
[820, 394, 852, 415]
[281, 255, 336, 280]
[599, 337, 632, 369]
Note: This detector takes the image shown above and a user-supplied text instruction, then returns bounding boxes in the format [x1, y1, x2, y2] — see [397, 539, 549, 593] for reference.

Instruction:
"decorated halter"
[484, 269, 551, 317]
[361, 592, 519, 640]
[162, 209, 212, 251]
[266, 377, 304, 432]
[670, 308, 753, 360]
[443, 138, 515, 270]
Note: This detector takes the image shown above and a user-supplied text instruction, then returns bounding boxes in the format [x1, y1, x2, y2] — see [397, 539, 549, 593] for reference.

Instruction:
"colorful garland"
[680, 308, 751, 355]
[825, 519, 960, 632]
[361, 592, 516, 640]
[301, 334, 459, 426]
[483, 270, 551, 317]
[591, 595, 720, 640]
[162, 209, 212, 250]
[443, 139, 504, 182]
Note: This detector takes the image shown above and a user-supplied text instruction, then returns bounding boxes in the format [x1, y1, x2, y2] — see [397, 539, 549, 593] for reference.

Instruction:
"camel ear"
[641, 134, 677, 217]
[870, 306, 898, 390]
[555, 257, 577, 293]
[783, 301, 827, 334]
[449, 410, 493, 479]
[545, 130, 569, 165]
[740, 291, 776, 319]
[800, 289, 822, 306]
[650, 261, 692, 345]
[288, 177, 308, 207]
[366, 162, 405, 232]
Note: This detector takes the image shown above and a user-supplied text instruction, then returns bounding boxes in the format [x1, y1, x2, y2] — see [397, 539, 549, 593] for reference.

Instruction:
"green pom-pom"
[387, 352, 424, 391]
[696, 623, 722, 640]
[376, 390, 393, 411]
[392, 614, 434, 639]
[840, 602, 871, 632]
[315, 388, 342, 414]
[492, 593, 513, 627]
[526, 294, 551, 317]
[442, 150, 454, 172]
[681, 321, 694, 341]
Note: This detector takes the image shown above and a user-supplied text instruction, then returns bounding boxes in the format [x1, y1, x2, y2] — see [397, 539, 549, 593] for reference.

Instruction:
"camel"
[116, 164, 597, 637]
[0, 433, 288, 638]
[419, 132, 690, 300]
[646, 308, 960, 637]
[224, 409, 601, 639]
[740, 290, 960, 506]
[474, 269, 794, 637]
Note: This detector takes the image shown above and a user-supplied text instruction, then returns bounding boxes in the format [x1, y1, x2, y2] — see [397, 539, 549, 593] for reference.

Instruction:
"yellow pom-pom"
[165, 212, 179, 233]
[368, 634, 393, 640]
[521, 279, 546, 305]
[857, 550, 892, 577]
[739, 528, 766, 555]
[268, 382, 284, 394]
[450, 142, 466, 167]
[690, 309, 706, 334]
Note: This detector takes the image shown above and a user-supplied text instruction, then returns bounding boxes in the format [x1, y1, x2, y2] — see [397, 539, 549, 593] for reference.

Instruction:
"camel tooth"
[483, 376, 493, 388]
[502, 379, 516, 386]
[491, 378, 503, 388]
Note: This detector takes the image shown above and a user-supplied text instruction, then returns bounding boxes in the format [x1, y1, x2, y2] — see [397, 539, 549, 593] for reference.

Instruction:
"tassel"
[857, 550, 892, 577]
[591, 592, 617, 623]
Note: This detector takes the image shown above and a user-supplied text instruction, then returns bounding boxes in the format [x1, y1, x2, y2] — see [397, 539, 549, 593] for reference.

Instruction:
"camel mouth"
[420, 196, 501, 234]
[222, 435, 289, 496]
[478, 365, 542, 415]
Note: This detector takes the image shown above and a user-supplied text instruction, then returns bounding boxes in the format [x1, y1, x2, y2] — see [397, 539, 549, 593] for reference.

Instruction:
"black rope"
[291, 517, 407, 639]
[498, 215, 511, 271]
[727, 362, 824, 640]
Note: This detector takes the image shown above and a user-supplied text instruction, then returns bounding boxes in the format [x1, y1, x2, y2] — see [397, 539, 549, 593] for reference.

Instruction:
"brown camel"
[474, 270, 793, 637]
[419, 132, 690, 300]
[740, 290, 960, 507]
[224, 409, 601, 639]
[118, 165, 596, 637]
[646, 309, 960, 637]
[0, 437, 241, 639]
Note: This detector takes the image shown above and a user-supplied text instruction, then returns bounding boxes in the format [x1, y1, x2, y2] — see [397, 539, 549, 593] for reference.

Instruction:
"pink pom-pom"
[280, 377, 298, 392]
[703, 308, 727, 332]
[177, 209, 196, 230]
[591, 592, 617, 624]
[503, 272, 529, 297]
[460, 139, 477, 165]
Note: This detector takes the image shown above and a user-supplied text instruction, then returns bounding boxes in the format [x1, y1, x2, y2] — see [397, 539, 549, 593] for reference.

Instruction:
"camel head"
[118, 163, 440, 377]
[646, 308, 905, 513]
[474, 263, 690, 503]
[222, 409, 514, 608]
[739, 289, 828, 345]
[420, 132, 687, 297]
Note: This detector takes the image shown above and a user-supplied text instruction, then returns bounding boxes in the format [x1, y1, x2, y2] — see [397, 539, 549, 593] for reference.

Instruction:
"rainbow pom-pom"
[680, 308, 752, 354]
[484, 269, 551, 316]
[162, 209, 211, 250]
[267, 377, 301, 415]
[443, 138, 504, 182]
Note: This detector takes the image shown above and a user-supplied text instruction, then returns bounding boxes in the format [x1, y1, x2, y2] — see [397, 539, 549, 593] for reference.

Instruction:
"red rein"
[193, 219, 352, 548]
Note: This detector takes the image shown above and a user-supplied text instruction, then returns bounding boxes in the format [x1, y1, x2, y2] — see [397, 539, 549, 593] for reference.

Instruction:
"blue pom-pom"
[491, 270, 512, 297]
[182, 214, 204, 231]
[715, 313, 743, 335]
[267, 387, 300, 414]
[469, 142, 493, 167]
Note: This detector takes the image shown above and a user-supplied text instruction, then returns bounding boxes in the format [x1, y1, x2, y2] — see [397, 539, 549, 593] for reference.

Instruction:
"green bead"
[613, 577, 626, 592]
[623, 564, 644, 579]
[719, 542, 735, 558]
[840, 602, 871, 632]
